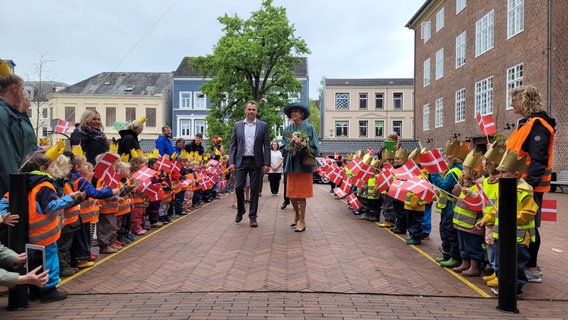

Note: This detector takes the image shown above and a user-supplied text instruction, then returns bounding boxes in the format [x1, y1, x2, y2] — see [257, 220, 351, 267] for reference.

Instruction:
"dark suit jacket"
[229, 119, 270, 168]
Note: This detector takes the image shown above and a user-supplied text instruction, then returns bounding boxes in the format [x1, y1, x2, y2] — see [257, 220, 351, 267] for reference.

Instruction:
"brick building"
[406, 0, 568, 171]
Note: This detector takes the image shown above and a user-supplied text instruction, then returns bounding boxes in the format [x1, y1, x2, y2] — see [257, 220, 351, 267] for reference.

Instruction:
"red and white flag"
[365, 147, 375, 156]
[387, 179, 407, 201]
[132, 166, 157, 182]
[353, 162, 376, 182]
[334, 187, 348, 198]
[334, 152, 339, 160]
[376, 168, 394, 193]
[348, 176, 365, 189]
[463, 182, 490, 211]
[94, 153, 120, 188]
[347, 193, 362, 210]
[156, 157, 173, 172]
[346, 158, 363, 174]
[476, 113, 497, 135]
[181, 178, 194, 189]
[219, 178, 228, 189]
[404, 177, 435, 203]
[541, 199, 557, 222]
[55, 119, 73, 134]
[201, 175, 216, 190]
[339, 180, 352, 195]
[138, 179, 163, 201]
[328, 166, 345, 185]
[392, 160, 422, 180]
[419, 149, 449, 174]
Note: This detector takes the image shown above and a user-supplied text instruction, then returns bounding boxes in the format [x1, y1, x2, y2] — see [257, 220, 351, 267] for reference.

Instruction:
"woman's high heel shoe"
[294, 226, 305, 232]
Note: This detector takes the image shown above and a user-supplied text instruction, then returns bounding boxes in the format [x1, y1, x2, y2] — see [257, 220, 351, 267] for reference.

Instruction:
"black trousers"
[235, 157, 262, 218]
[268, 172, 282, 194]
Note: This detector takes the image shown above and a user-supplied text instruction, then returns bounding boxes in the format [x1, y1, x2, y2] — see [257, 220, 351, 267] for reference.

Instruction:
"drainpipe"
[547, 0, 552, 115]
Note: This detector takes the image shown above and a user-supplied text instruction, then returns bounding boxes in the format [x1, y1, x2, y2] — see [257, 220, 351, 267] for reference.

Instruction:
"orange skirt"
[286, 172, 313, 198]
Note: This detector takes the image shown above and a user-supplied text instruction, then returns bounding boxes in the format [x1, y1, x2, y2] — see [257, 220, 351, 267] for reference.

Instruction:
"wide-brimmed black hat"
[283, 102, 310, 120]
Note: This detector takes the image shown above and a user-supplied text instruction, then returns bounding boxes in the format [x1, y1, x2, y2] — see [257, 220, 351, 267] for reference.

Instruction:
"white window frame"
[375, 92, 384, 109]
[359, 120, 368, 137]
[392, 120, 403, 137]
[423, 104, 430, 131]
[455, 88, 466, 123]
[423, 58, 431, 87]
[179, 91, 191, 109]
[288, 92, 301, 103]
[194, 92, 207, 109]
[436, 7, 445, 32]
[456, 0, 466, 14]
[359, 93, 368, 109]
[435, 98, 444, 128]
[179, 119, 192, 137]
[455, 31, 466, 68]
[435, 48, 444, 80]
[507, 0, 524, 38]
[195, 119, 206, 135]
[375, 120, 384, 138]
[335, 120, 349, 137]
[335, 93, 350, 110]
[421, 21, 431, 43]
[475, 76, 494, 116]
[506, 63, 524, 110]
[393, 93, 403, 109]
[475, 10, 494, 57]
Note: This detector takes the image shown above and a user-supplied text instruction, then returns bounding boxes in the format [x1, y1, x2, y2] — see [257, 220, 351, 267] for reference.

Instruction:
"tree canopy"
[189, 0, 310, 143]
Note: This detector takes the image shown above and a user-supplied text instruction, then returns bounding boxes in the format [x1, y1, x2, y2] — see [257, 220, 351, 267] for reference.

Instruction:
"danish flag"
[339, 180, 352, 195]
[55, 119, 73, 134]
[328, 166, 346, 185]
[334, 187, 348, 198]
[334, 152, 339, 160]
[348, 176, 365, 189]
[132, 166, 157, 182]
[201, 175, 216, 190]
[476, 113, 497, 135]
[156, 157, 173, 172]
[387, 179, 407, 201]
[347, 193, 362, 210]
[181, 178, 193, 189]
[404, 177, 435, 203]
[94, 153, 120, 188]
[376, 168, 394, 193]
[392, 160, 422, 180]
[219, 178, 228, 189]
[419, 149, 449, 173]
[541, 199, 557, 222]
[138, 179, 163, 201]
[462, 182, 490, 211]
[365, 147, 375, 156]
[353, 162, 376, 182]
[346, 158, 363, 174]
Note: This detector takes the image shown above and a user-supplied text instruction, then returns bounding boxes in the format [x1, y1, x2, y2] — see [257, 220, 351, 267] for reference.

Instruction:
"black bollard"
[496, 177, 519, 313]
[7, 173, 29, 311]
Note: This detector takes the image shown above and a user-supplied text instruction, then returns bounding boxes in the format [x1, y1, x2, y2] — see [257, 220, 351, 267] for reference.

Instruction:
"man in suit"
[228, 101, 270, 227]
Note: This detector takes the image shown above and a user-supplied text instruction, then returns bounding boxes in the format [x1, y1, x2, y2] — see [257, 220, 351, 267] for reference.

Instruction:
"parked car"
[313, 167, 330, 184]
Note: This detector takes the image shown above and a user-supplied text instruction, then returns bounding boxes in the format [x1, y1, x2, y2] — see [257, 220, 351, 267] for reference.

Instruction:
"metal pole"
[496, 177, 519, 313]
[7, 173, 29, 311]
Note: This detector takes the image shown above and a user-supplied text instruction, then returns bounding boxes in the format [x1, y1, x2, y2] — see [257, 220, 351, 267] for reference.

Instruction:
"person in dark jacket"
[117, 119, 144, 160]
[184, 133, 204, 155]
[70, 110, 109, 165]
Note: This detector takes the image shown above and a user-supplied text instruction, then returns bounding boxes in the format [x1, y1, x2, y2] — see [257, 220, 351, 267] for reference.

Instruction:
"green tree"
[308, 99, 320, 138]
[189, 0, 310, 144]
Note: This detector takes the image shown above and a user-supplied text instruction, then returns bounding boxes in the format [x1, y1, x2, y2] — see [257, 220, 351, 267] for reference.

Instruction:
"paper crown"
[381, 149, 395, 160]
[109, 142, 119, 154]
[395, 148, 409, 161]
[145, 149, 160, 159]
[130, 149, 143, 159]
[408, 148, 422, 164]
[171, 152, 178, 160]
[361, 154, 373, 165]
[445, 139, 469, 160]
[45, 139, 66, 161]
[484, 140, 507, 164]
[121, 154, 130, 163]
[354, 150, 364, 159]
[370, 158, 381, 168]
[72, 144, 85, 157]
[38, 137, 50, 146]
[0, 60, 11, 76]
[346, 153, 354, 161]
[498, 149, 528, 174]
[463, 150, 483, 172]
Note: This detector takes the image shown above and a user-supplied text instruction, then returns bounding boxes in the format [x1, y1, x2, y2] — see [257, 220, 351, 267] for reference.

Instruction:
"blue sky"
[3, 0, 425, 99]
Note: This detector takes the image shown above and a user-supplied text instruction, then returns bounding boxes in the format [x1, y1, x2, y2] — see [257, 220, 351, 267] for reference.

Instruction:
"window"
[195, 119, 206, 135]
[335, 121, 348, 137]
[146, 108, 156, 127]
[194, 92, 207, 109]
[435, 48, 444, 80]
[125, 107, 136, 123]
[456, 0, 466, 13]
[508, 0, 524, 38]
[359, 121, 368, 137]
[65, 107, 75, 124]
[421, 21, 431, 42]
[288, 92, 301, 103]
[475, 76, 493, 116]
[359, 93, 368, 109]
[456, 31, 466, 68]
[435, 98, 444, 128]
[455, 88, 466, 122]
[423, 104, 430, 131]
[180, 91, 191, 109]
[105, 107, 116, 127]
[375, 120, 384, 137]
[423, 58, 431, 87]
[393, 93, 403, 109]
[375, 92, 384, 109]
[392, 121, 402, 137]
[41, 108, 48, 119]
[179, 119, 192, 137]
[335, 93, 349, 110]
[475, 10, 494, 56]
[506, 64, 523, 110]
[436, 7, 445, 32]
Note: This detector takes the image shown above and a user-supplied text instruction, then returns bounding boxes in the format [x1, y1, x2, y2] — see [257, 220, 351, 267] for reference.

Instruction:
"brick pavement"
[1, 182, 567, 319]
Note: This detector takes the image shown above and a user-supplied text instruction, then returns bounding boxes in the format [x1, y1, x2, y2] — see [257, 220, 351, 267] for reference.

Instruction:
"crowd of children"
[320, 137, 541, 297]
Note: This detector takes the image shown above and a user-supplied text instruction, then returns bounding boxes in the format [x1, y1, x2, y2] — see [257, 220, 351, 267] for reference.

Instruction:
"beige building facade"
[321, 78, 414, 140]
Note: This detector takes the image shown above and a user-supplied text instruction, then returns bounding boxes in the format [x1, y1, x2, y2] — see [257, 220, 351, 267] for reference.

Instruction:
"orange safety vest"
[73, 179, 99, 223]
[116, 181, 132, 216]
[96, 179, 118, 214]
[62, 182, 80, 225]
[506, 117, 555, 192]
[28, 181, 63, 246]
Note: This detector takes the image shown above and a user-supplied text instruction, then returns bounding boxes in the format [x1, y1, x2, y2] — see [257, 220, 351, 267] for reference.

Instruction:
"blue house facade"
[172, 57, 309, 140]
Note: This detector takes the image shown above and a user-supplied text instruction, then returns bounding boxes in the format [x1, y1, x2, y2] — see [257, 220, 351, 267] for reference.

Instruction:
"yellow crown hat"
[354, 150, 364, 160]
[498, 149, 528, 174]
[0, 60, 11, 76]
[130, 149, 143, 159]
[455, 141, 471, 161]
[38, 137, 50, 146]
[370, 158, 381, 168]
[444, 138, 459, 157]
[121, 154, 130, 163]
[46, 139, 66, 161]
[395, 148, 409, 162]
[408, 148, 423, 164]
[381, 149, 395, 160]
[463, 150, 483, 173]
[72, 144, 85, 157]
[361, 153, 373, 165]
[109, 142, 119, 154]
[484, 140, 507, 164]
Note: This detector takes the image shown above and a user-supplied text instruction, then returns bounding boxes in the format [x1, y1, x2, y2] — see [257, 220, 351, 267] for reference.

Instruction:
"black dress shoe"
[281, 202, 289, 210]
[250, 218, 258, 228]
[392, 229, 407, 234]
[235, 211, 244, 223]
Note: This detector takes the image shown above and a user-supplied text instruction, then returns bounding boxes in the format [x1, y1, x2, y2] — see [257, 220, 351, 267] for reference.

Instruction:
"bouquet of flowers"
[285, 130, 315, 156]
